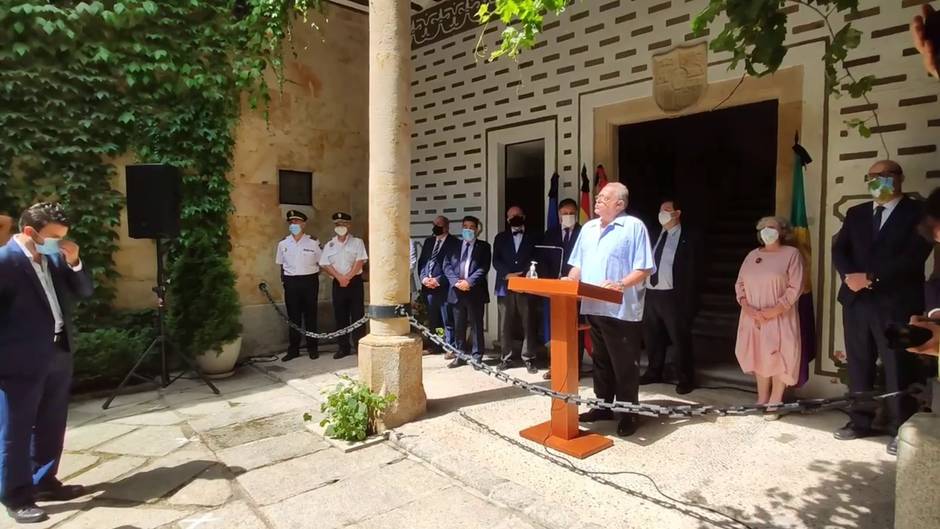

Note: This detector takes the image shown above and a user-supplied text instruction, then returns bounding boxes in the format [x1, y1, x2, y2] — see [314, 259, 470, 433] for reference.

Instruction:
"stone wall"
[408, 0, 940, 392]
[111, 6, 370, 357]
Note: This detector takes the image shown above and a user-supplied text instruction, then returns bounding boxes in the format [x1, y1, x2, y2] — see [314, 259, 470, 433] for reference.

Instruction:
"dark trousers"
[842, 297, 919, 435]
[284, 274, 319, 354]
[454, 297, 486, 361]
[0, 348, 72, 508]
[333, 276, 365, 354]
[642, 289, 694, 384]
[588, 315, 642, 405]
[498, 292, 537, 363]
[425, 288, 455, 350]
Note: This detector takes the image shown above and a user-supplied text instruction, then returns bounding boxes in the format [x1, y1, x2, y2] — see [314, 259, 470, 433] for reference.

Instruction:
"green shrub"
[306, 376, 396, 442]
[73, 310, 157, 392]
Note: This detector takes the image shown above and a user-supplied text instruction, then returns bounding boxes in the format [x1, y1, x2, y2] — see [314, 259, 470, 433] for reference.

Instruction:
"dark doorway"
[504, 139, 546, 233]
[618, 99, 778, 380]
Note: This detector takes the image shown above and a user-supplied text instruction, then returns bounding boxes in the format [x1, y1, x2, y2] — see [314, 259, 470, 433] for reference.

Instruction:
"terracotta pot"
[196, 337, 242, 379]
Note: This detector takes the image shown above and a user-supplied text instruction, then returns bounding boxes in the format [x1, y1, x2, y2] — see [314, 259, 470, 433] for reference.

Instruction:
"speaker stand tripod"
[103, 239, 220, 410]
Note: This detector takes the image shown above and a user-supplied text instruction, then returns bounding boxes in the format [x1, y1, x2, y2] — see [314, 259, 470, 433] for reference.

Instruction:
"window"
[278, 170, 313, 206]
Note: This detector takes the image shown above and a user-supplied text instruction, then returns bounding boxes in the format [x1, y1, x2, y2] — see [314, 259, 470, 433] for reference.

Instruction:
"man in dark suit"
[417, 215, 460, 354]
[832, 160, 932, 456]
[639, 198, 703, 395]
[0, 203, 94, 523]
[493, 206, 540, 373]
[539, 199, 583, 380]
[444, 215, 491, 368]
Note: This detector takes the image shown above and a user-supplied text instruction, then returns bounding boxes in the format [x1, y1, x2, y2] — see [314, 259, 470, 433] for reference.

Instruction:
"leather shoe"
[5, 504, 47, 524]
[281, 352, 299, 362]
[307, 350, 319, 360]
[443, 352, 456, 360]
[447, 358, 466, 369]
[497, 361, 512, 371]
[35, 484, 86, 502]
[333, 350, 351, 360]
[638, 372, 662, 385]
[617, 415, 639, 437]
[524, 362, 538, 375]
[833, 423, 874, 441]
[675, 382, 695, 395]
[887, 436, 899, 456]
[578, 408, 614, 423]
[542, 370, 551, 380]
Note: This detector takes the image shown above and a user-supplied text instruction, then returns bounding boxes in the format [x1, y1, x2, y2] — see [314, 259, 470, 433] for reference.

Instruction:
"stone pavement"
[2, 349, 898, 529]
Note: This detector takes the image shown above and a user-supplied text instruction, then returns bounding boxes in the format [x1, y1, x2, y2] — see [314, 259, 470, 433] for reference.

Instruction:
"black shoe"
[308, 350, 319, 360]
[282, 352, 300, 362]
[447, 358, 466, 369]
[525, 362, 538, 375]
[887, 436, 899, 456]
[443, 352, 456, 360]
[35, 484, 86, 502]
[675, 382, 695, 395]
[578, 408, 614, 423]
[617, 415, 639, 437]
[542, 370, 552, 381]
[5, 504, 47, 524]
[833, 423, 874, 441]
[638, 372, 662, 385]
[333, 350, 351, 360]
[497, 361, 512, 371]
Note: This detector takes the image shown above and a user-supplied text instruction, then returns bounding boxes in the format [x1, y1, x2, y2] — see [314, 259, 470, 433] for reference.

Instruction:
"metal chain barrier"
[259, 281, 917, 419]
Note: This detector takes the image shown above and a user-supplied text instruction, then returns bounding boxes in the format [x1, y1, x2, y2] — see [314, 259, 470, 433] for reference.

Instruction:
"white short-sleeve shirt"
[319, 236, 368, 276]
[275, 234, 321, 276]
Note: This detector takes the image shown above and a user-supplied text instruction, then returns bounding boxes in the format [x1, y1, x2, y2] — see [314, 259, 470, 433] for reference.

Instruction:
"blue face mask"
[35, 237, 60, 256]
[869, 176, 895, 201]
[288, 224, 302, 236]
[462, 228, 475, 242]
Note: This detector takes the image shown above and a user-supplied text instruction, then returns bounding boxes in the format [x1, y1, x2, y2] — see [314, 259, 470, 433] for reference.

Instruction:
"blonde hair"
[755, 216, 793, 245]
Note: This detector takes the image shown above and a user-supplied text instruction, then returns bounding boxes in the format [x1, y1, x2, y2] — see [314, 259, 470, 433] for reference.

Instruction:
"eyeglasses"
[864, 171, 900, 182]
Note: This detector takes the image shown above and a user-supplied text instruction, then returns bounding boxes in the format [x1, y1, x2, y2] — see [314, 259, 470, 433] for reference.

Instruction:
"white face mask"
[760, 227, 779, 245]
[335, 226, 348, 237]
[560, 214, 576, 228]
[658, 211, 674, 226]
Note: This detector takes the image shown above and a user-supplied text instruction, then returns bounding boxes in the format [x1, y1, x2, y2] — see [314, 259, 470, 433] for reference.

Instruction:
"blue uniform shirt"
[567, 214, 655, 322]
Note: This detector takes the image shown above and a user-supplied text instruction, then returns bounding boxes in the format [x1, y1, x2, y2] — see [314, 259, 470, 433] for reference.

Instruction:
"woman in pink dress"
[734, 216, 804, 416]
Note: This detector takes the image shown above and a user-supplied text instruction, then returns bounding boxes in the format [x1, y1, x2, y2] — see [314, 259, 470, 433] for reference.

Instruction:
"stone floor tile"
[70, 456, 148, 488]
[171, 501, 268, 529]
[216, 431, 329, 471]
[166, 465, 233, 507]
[96, 425, 190, 457]
[64, 423, 138, 452]
[97, 445, 215, 503]
[56, 454, 100, 481]
[53, 505, 191, 529]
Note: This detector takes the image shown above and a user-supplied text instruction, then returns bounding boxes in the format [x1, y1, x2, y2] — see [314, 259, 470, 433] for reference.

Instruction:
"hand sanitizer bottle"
[526, 261, 538, 279]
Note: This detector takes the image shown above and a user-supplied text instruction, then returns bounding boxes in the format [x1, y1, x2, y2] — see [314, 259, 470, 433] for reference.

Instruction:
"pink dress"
[734, 245, 804, 385]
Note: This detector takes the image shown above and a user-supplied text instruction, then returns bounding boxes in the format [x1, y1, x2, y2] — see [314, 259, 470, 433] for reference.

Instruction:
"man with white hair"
[565, 182, 655, 437]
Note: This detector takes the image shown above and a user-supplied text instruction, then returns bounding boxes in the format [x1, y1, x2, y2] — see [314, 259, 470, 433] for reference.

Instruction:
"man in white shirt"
[0, 203, 94, 524]
[275, 210, 322, 362]
[319, 212, 368, 359]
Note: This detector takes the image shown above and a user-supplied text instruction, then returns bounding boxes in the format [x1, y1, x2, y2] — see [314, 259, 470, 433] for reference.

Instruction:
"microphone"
[535, 245, 565, 279]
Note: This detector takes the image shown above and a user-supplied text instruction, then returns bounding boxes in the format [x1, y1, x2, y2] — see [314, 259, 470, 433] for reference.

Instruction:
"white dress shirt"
[874, 196, 902, 230]
[319, 235, 368, 276]
[14, 236, 82, 333]
[512, 230, 523, 252]
[647, 225, 681, 291]
[275, 234, 321, 276]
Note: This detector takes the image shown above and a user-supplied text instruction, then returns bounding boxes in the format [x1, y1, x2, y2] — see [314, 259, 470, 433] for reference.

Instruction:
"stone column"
[359, 0, 426, 429]
[896, 413, 940, 529]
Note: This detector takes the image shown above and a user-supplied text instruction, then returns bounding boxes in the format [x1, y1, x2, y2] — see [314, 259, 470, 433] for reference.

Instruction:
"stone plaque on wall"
[652, 43, 708, 112]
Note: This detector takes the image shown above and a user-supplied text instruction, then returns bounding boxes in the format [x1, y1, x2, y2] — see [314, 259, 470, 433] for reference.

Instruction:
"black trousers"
[333, 275, 365, 354]
[453, 297, 486, 361]
[642, 289, 694, 384]
[283, 274, 319, 354]
[842, 297, 919, 435]
[587, 315, 643, 405]
[424, 287, 455, 351]
[498, 292, 537, 363]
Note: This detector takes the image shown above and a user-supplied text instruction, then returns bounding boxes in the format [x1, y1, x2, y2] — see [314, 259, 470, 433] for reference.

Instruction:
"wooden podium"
[508, 277, 622, 459]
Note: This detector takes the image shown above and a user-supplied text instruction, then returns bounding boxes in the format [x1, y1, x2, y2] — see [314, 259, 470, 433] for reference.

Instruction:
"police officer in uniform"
[276, 210, 322, 362]
[319, 212, 368, 359]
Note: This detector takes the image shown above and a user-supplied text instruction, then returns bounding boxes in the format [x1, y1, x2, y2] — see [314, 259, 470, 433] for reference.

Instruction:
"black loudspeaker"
[126, 164, 181, 239]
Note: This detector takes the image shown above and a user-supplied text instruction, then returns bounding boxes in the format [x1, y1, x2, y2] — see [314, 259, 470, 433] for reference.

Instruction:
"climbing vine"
[0, 0, 321, 358]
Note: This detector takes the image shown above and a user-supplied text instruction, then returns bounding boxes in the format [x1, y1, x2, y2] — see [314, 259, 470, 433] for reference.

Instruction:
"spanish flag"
[791, 138, 816, 387]
[579, 164, 591, 223]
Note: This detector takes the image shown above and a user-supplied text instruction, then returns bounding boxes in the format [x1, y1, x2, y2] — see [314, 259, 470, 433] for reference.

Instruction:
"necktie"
[426, 239, 442, 277]
[563, 228, 570, 246]
[649, 233, 668, 287]
[873, 205, 885, 239]
[460, 242, 471, 278]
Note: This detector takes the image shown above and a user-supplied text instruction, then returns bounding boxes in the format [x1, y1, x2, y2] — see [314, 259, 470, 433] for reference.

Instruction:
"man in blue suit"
[444, 215, 491, 368]
[0, 203, 94, 523]
[417, 215, 460, 354]
[493, 206, 540, 373]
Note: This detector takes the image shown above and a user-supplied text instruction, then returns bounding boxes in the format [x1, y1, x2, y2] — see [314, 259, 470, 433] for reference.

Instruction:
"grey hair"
[755, 215, 793, 245]
[605, 181, 629, 204]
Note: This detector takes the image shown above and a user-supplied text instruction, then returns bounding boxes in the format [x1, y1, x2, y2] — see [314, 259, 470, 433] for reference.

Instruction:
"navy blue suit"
[832, 196, 931, 434]
[492, 230, 539, 363]
[444, 239, 491, 360]
[0, 239, 93, 508]
[417, 234, 460, 349]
